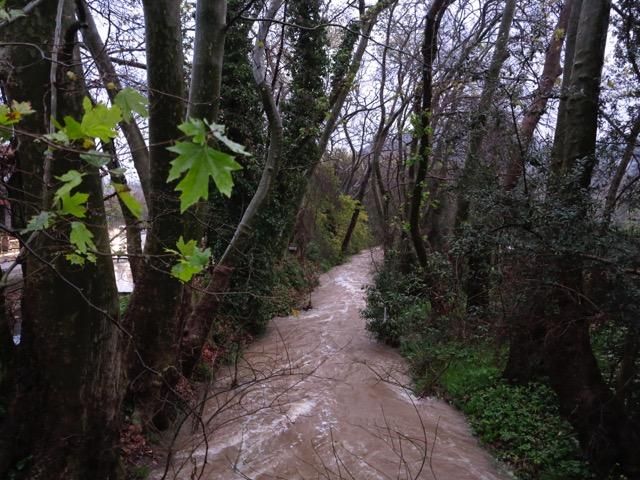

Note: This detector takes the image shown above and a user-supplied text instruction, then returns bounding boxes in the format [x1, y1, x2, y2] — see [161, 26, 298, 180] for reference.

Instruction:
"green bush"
[362, 253, 431, 346]
[407, 341, 592, 479]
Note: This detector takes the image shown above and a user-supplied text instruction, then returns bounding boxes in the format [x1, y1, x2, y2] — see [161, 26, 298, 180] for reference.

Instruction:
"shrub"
[362, 251, 431, 346]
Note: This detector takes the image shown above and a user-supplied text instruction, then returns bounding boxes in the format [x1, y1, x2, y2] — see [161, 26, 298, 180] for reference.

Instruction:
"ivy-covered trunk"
[0, 1, 124, 478]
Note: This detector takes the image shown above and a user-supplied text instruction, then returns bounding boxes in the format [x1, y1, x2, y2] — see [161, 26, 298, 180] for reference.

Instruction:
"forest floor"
[152, 249, 511, 480]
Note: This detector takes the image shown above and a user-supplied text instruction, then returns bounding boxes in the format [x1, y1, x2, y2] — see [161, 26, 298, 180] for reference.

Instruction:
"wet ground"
[153, 249, 511, 480]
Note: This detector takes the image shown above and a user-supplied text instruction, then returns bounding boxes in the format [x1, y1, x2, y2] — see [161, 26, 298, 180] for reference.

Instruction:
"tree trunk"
[78, 0, 151, 205]
[103, 141, 144, 283]
[0, 2, 124, 477]
[455, 0, 516, 225]
[409, 0, 451, 269]
[124, 0, 186, 430]
[179, 0, 284, 377]
[184, 0, 228, 240]
[341, 162, 372, 255]
[504, 0, 573, 190]
[601, 114, 640, 226]
[549, 0, 584, 179]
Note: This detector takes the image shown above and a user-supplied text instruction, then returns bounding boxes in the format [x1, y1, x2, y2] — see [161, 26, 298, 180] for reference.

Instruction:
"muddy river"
[154, 249, 511, 480]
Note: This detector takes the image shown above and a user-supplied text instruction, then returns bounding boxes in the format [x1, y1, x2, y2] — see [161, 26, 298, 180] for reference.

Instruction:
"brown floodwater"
[154, 249, 512, 480]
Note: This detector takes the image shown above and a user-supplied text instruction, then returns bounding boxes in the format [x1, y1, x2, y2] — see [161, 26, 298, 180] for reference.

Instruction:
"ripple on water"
[156, 250, 510, 480]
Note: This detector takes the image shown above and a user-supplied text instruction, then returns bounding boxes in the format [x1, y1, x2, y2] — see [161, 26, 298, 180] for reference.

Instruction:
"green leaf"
[65, 253, 87, 266]
[59, 192, 89, 218]
[53, 170, 88, 217]
[54, 170, 84, 203]
[0, 104, 9, 125]
[69, 221, 97, 254]
[61, 115, 85, 140]
[45, 130, 70, 145]
[113, 183, 142, 219]
[167, 236, 211, 282]
[80, 99, 122, 143]
[178, 118, 208, 145]
[114, 87, 148, 122]
[22, 211, 54, 233]
[207, 122, 251, 156]
[0, 100, 34, 126]
[80, 151, 110, 167]
[167, 141, 242, 212]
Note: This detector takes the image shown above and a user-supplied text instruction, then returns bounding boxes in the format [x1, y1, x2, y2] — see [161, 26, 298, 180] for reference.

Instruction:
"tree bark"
[504, 0, 573, 190]
[124, 0, 186, 430]
[549, 0, 584, 179]
[0, 1, 124, 477]
[409, 0, 451, 269]
[341, 162, 372, 255]
[184, 0, 228, 240]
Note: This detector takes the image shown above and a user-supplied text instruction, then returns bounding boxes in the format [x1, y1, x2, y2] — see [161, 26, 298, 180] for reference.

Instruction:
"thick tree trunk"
[0, 2, 124, 478]
[124, 0, 186, 430]
[187, 0, 227, 123]
[543, 302, 640, 476]
[549, 0, 584, 179]
[184, 0, 228, 240]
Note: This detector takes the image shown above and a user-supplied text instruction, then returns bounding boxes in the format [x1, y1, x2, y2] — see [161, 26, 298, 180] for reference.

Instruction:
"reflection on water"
[153, 250, 511, 480]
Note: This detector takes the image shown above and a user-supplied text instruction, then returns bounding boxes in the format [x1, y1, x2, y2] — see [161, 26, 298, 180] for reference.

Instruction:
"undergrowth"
[362, 250, 595, 480]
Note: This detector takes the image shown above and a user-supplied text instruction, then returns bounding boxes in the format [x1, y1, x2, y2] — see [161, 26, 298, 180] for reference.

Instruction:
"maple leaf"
[80, 97, 121, 143]
[114, 87, 148, 122]
[69, 221, 97, 255]
[166, 236, 211, 282]
[22, 211, 54, 233]
[167, 141, 242, 212]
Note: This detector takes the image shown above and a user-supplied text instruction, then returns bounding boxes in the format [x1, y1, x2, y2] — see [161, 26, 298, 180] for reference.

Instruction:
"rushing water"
[154, 249, 511, 480]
